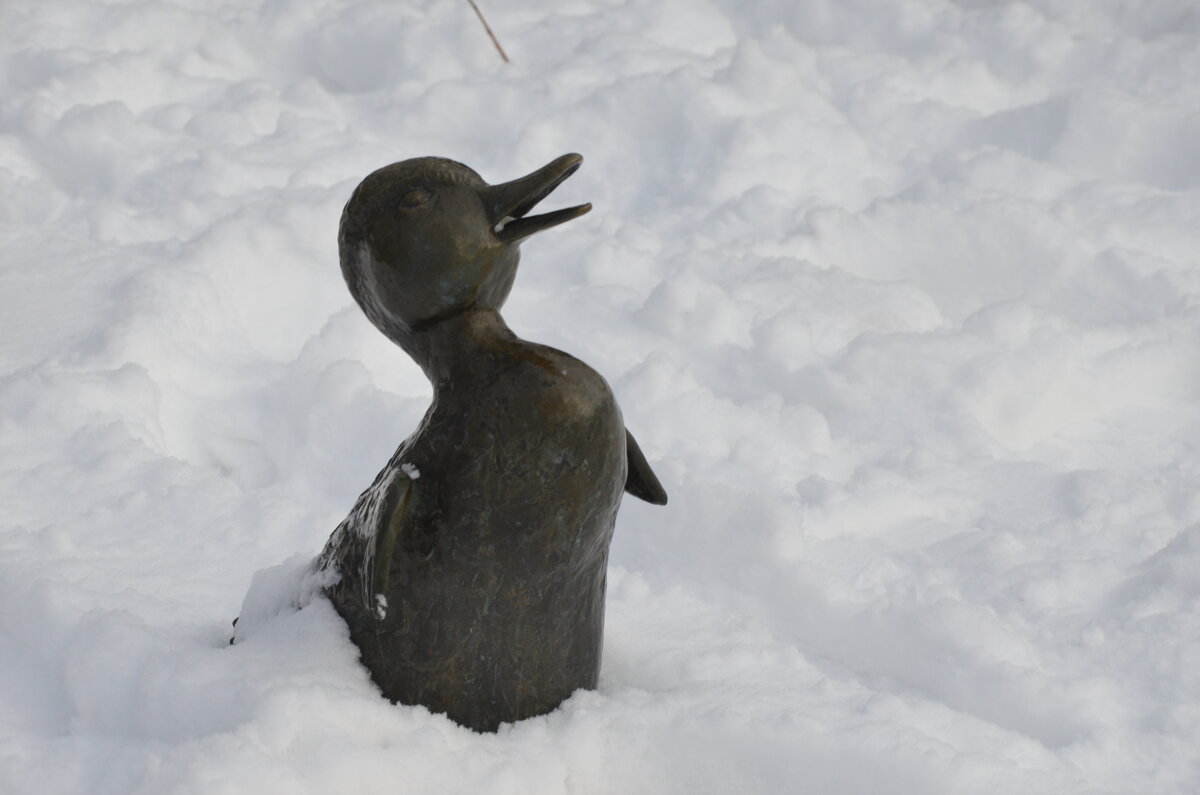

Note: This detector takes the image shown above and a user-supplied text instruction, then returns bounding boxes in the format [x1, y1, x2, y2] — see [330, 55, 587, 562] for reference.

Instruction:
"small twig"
[466, 0, 510, 64]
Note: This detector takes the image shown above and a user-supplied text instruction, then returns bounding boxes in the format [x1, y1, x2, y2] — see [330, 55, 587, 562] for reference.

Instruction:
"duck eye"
[400, 188, 431, 208]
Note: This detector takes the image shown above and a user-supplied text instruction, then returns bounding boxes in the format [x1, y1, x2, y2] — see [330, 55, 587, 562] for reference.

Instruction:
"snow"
[2, 0, 1200, 792]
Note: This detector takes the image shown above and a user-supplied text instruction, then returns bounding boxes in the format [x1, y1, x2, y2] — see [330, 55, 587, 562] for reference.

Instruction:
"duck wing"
[317, 466, 415, 618]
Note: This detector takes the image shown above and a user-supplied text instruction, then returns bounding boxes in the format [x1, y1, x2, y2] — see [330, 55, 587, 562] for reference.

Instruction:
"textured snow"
[3, 0, 1200, 792]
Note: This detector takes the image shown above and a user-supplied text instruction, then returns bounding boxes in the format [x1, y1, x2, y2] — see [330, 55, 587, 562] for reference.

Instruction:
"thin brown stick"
[466, 0, 510, 64]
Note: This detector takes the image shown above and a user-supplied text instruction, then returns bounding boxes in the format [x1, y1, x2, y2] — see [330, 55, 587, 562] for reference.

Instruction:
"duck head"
[338, 154, 591, 353]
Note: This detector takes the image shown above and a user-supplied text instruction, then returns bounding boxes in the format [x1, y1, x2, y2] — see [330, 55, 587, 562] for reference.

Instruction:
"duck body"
[312, 154, 666, 732]
[319, 310, 627, 730]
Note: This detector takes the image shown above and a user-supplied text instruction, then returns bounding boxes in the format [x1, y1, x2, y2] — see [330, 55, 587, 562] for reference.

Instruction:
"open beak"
[482, 153, 592, 244]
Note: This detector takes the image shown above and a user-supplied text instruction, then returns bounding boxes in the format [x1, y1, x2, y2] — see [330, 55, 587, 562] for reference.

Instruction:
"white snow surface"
[3, 0, 1200, 792]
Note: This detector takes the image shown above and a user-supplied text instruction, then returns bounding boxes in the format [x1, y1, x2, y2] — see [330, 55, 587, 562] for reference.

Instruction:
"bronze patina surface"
[315, 154, 667, 732]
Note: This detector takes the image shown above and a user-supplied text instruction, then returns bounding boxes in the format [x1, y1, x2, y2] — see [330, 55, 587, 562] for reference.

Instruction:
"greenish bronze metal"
[315, 154, 667, 732]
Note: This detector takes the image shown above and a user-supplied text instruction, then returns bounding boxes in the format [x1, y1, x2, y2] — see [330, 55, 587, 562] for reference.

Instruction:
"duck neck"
[406, 307, 517, 391]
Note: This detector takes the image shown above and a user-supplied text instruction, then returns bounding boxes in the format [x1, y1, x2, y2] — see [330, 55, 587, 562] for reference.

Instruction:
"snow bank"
[3, 0, 1199, 792]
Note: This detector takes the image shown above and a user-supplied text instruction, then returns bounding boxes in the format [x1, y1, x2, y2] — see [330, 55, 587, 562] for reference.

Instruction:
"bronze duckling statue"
[315, 153, 668, 732]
